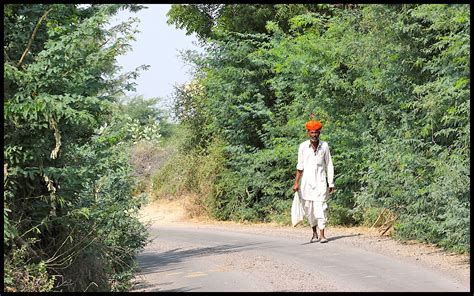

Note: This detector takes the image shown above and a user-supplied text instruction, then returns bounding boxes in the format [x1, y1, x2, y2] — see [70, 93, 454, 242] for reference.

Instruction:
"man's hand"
[292, 183, 299, 192]
[328, 187, 335, 194]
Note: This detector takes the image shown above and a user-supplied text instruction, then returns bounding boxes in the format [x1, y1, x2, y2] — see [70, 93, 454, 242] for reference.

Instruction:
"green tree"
[166, 4, 334, 42]
[162, 4, 469, 253]
[4, 4, 152, 291]
[119, 95, 172, 138]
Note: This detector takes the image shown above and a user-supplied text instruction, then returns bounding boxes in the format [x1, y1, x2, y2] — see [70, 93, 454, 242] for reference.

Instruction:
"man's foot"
[319, 237, 328, 243]
[310, 233, 319, 243]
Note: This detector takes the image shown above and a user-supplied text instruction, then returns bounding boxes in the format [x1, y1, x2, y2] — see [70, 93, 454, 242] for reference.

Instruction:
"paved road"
[132, 224, 468, 292]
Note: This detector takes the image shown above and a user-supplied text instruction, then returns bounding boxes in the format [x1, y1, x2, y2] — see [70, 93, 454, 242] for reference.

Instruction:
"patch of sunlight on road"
[166, 272, 184, 276]
[209, 266, 232, 272]
[185, 272, 207, 278]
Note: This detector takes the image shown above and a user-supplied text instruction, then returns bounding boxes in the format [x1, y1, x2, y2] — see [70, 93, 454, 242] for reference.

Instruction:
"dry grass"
[138, 198, 187, 224]
[129, 142, 175, 181]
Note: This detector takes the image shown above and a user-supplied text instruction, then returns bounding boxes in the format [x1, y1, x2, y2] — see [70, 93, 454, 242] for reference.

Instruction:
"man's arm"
[325, 144, 335, 193]
[292, 169, 303, 192]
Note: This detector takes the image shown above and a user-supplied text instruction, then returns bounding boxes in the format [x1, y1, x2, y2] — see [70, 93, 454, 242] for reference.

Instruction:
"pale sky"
[111, 4, 202, 110]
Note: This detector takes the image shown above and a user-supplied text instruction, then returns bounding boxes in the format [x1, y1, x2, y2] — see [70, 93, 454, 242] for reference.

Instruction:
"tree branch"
[17, 7, 53, 69]
[370, 208, 387, 229]
[4, 48, 12, 63]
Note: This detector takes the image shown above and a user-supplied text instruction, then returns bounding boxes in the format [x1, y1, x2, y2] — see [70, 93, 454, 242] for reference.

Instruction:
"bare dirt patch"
[139, 198, 188, 224]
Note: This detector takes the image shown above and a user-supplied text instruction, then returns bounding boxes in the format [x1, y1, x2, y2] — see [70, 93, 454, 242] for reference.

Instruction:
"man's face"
[308, 129, 321, 142]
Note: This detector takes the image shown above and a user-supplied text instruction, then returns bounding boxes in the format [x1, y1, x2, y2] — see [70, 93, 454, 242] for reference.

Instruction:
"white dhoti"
[295, 140, 334, 230]
[303, 200, 328, 229]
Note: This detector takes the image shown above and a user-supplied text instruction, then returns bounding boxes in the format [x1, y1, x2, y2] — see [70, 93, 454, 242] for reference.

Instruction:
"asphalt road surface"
[131, 223, 469, 292]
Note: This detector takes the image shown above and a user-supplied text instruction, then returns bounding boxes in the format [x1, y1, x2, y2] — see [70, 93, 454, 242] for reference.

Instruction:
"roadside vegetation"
[3, 4, 166, 292]
[4, 3, 469, 293]
[154, 4, 470, 254]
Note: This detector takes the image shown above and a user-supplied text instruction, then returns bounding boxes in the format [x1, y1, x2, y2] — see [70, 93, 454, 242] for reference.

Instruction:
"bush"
[4, 245, 55, 292]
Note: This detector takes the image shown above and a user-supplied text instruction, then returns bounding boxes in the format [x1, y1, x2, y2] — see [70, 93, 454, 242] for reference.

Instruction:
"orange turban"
[305, 120, 322, 131]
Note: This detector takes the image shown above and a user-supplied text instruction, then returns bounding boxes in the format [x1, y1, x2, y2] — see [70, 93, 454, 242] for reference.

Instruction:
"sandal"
[319, 238, 328, 243]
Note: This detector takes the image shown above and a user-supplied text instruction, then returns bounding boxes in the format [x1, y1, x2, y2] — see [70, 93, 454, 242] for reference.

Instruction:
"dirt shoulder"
[139, 198, 470, 289]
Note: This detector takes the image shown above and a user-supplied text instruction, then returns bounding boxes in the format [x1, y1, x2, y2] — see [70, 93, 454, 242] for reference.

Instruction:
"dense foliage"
[4, 4, 157, 291]
[164, 4, 470, 253]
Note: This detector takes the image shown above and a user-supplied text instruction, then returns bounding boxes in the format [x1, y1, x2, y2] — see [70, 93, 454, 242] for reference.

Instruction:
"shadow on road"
[327, 233, 361, 242]
[300, 233, 361, 245]
[137, 242, 266, 275]
[133, 280, 198, 292]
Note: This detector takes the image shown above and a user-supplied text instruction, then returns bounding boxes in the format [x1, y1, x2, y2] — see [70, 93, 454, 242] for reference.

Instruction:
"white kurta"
[296, 140, 334, 228]
[296, 140, 334, 201]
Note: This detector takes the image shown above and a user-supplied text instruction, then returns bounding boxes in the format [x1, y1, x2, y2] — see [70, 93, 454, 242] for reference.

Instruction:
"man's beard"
[310, 136, 319, 142]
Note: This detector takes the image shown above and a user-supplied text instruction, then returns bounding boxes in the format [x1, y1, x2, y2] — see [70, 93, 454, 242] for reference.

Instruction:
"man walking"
[292, 118, 335, 243]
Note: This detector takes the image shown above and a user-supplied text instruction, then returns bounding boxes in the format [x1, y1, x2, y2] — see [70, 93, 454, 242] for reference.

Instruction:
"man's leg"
[310, 225, 319, 243]
[305, 200, 320, 243]
[318, 219, 328, 243]
[312, 226, 318, 239]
